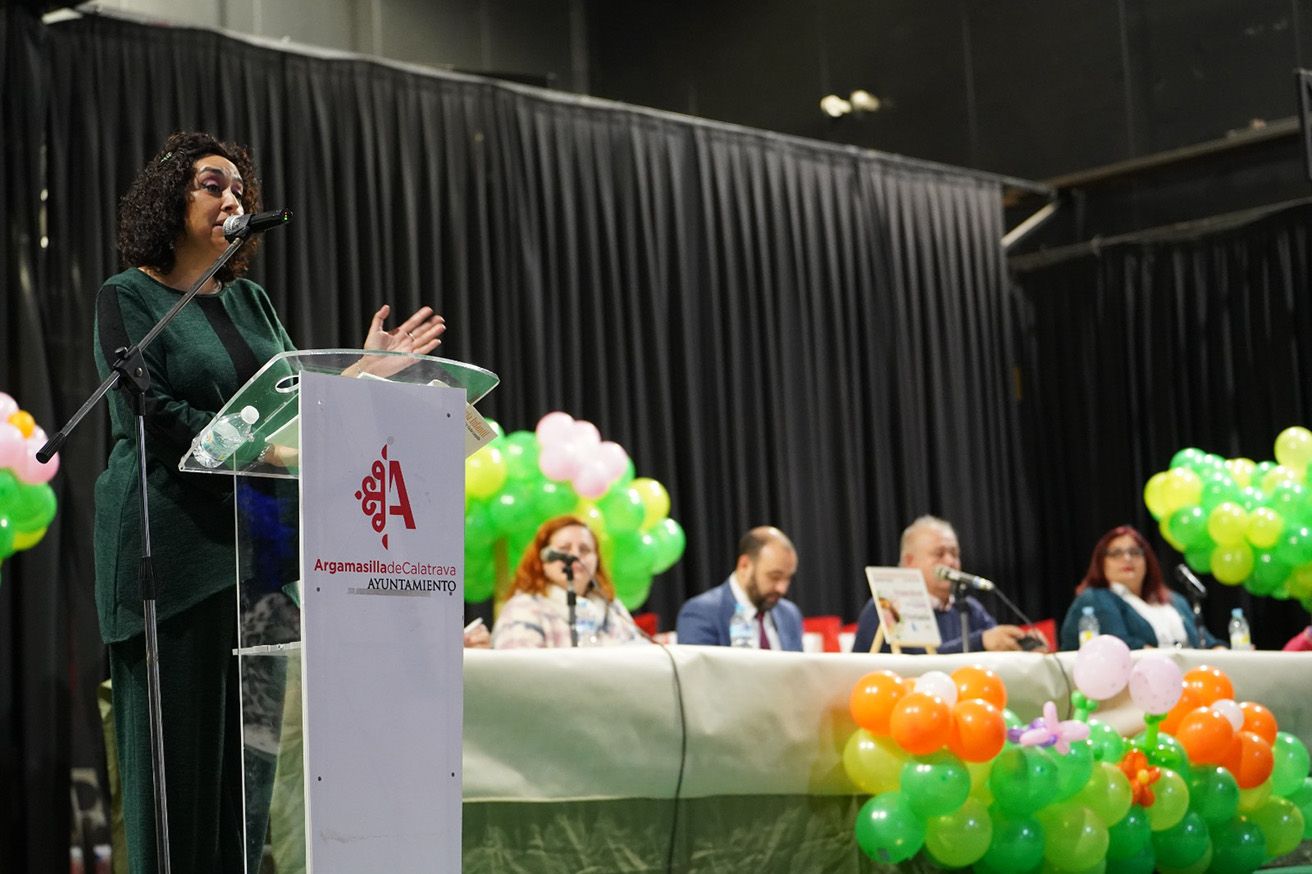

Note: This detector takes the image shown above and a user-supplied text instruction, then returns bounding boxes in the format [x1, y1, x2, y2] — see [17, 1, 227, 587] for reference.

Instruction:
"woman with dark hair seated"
[491, 515, 646, 648]
[1059, 524, 1222, 650]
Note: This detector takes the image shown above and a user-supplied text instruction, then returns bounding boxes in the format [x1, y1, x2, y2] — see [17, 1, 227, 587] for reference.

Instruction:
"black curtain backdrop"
[3, 9, 1031, 866]
[1012, 201, 1312, 652]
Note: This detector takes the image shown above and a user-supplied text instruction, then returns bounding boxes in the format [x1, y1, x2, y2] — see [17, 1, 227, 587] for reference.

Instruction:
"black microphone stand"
[38, 235, 251, 874]
[563, 561, 578, 647]
[955, 580, 973, 653]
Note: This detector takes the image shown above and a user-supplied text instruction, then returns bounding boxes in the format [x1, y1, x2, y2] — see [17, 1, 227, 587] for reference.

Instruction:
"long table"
[461, 646, 1312, 872]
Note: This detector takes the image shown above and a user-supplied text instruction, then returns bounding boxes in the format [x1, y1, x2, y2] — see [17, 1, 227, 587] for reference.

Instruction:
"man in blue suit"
[676, 526, 804, 651]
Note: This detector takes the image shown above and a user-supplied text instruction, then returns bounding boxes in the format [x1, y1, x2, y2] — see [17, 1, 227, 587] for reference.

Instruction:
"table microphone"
[1174, 564, 1208, 600]
[934, 565, 996, 592]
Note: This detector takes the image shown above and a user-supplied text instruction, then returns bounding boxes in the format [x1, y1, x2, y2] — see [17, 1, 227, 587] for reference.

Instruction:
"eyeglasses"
[1105, 547, 1145, 560]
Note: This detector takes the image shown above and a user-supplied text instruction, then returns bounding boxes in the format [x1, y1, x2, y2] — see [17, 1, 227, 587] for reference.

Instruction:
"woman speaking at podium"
[93, 132, 444, 872]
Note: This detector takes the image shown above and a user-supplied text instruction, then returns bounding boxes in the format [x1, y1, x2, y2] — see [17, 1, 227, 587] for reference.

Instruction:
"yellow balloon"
[1262, 465, 1299, 494]
[575, 502, 607, 537]
[1207, 502, 1248, 547]
[632, 477, 671, 529]
[842, 729, 906, 794]
[1159, 468, 1203, 516]
[1160, 518, 1186, 552]
[1225, 457, 1256, 489]
[1274, 426, 1312, 471]
[1246, 507, 1284, 549]
[12, 526, 47, 551]
[1289, 564, 1312, 600]
[1144, 472, 1171, 519]
[1211, 544, 1254, 585]
[464, 445, 507, 499]
[1238, 779, 1273, 812]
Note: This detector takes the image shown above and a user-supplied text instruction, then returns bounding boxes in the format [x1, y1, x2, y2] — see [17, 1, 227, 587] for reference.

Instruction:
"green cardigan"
[93, 268, 295, 643]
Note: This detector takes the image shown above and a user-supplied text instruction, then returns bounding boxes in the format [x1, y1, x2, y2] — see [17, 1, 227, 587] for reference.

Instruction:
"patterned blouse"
[491, 584, 645, 649]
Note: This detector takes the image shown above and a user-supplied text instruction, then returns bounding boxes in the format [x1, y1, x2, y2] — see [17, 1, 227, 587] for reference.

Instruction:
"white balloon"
[913, 671, 958, 707]
[1211, 698, 1244, 732]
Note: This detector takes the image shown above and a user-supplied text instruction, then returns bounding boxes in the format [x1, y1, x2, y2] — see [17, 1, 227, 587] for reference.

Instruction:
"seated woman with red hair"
[491, 515, 646, 648]
[1059, 525, 1222, 650]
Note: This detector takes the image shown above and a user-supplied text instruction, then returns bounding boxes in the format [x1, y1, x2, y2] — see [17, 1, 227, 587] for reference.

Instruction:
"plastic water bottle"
[729, 603, 755, 648]
[1228, 608, 1253, 651]
[191, 405, 259, 468]
[575, 597, 601, 646]
[1078, 606, 1099, 647]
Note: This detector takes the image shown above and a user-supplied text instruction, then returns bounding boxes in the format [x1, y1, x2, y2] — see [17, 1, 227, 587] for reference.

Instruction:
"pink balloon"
[0, 392, 17, 418]
[1073, 634, 1133, 700]
[597, 441, 629, 481]
[573, 459, 611, 499]
[0, 422, 24, 469]
[1127, 655, 1183, 714]
[1210, 698, 1244, 732]
[535, 412, 576, 447]
[18, 445, 58, 484]
[538, 442, 582, 481]
[570, 420, 601, 449]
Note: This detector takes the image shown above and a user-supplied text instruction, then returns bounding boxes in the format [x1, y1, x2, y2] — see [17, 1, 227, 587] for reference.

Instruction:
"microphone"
[934, 565, 996, 592]
[223, 208, 292, 241]
[1175, 564, 1207, 600]
[540, 548, 578, 566]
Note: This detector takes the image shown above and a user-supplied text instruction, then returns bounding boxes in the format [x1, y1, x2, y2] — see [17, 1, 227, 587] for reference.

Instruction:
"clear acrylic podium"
[180, 350, 497, 873]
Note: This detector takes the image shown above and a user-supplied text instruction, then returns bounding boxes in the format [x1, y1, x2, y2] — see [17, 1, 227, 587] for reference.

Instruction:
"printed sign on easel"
[863, 567, 942, 653]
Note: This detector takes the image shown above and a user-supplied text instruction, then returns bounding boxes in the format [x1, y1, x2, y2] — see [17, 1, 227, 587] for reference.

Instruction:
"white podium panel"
[298, 371, 464, 871]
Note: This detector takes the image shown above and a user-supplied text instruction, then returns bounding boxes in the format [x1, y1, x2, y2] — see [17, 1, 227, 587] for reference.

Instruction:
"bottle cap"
[1231, 607, 1243, 618]
[1082, 606, 1093, 615]
[239, 405, 259, 424]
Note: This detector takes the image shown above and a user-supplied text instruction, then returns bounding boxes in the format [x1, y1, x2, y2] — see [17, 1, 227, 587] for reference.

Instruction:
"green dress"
[93, 267, 295, 873]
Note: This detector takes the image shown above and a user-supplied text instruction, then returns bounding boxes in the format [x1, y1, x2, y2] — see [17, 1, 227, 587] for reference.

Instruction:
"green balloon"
[1171, 448, 1205, 470]
[1002, 708, 1024, 730]
[980, 808, 1045, 872]
[1151, 810, 1209, 869]
[1189, 766, 1240, 826]
[1270, 732, 1311, 797]
[0, 515, 14, 560]
[1289, 777, 1312, 838]
[0, 470, 19, 504]
[924, 797, 992, 867]
[487, 483, 537, 534]
[1185, 548, 1212, 575]
[1110, 842, 1156, 874]
[597, 486, 645, 534]
[1106, 805, 1151, 859]
[465, 499, 497, 549]
[535, 479, 577, 518]
[1053, 740, 1096, 802]
[1036, 801, 1109, 870]
[901, 751, 971, 818]
[1247, 550, 1290, 596]
[1133, 731, 1193, 780]
[1247, 797, 1304, 858]
[990, 747, 1059, 816]
[1199, 473, 1241, 511]
[1075, 763, 1131, 827]
[1206, 816, 1266, 874]
[615, 573, 652, 612]
[607, 530, 658, 582]
[464, 553, 495, 602]
[853, 792, 924, 864]
[649, 517, 686, 574]
[1169, 506, 1212, 552]
[11, 482, 56, 531]
[1276, 525, 1312, 567]
[1087, 720, 1125, 764]
[500, 430, 540, 481]
[1238, 486, 1268, 512]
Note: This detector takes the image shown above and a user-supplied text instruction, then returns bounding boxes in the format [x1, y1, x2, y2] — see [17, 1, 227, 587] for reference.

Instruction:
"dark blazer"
[1059, 586, 1223, 651]
[676, 579, 804, 651]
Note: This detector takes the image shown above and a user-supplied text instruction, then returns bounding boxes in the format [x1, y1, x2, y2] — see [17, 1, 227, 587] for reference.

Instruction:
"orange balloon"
[1176, 707, 1237, 765]
[849, 670, 908, 735]
[951, 665, 1007, 710]
[1160, 687, 1203, 736]
[890, 692, 952, 756]
[1239, 701, 1278, 745]
[1223, 730, 1274, 789]
[947, 698, 1006, 762]
[1182, 665, 1234, 706]
[7, 410, 35, 438]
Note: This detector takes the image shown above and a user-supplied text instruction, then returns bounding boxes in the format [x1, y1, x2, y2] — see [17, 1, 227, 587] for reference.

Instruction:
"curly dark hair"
[117, 131, 263, 282]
